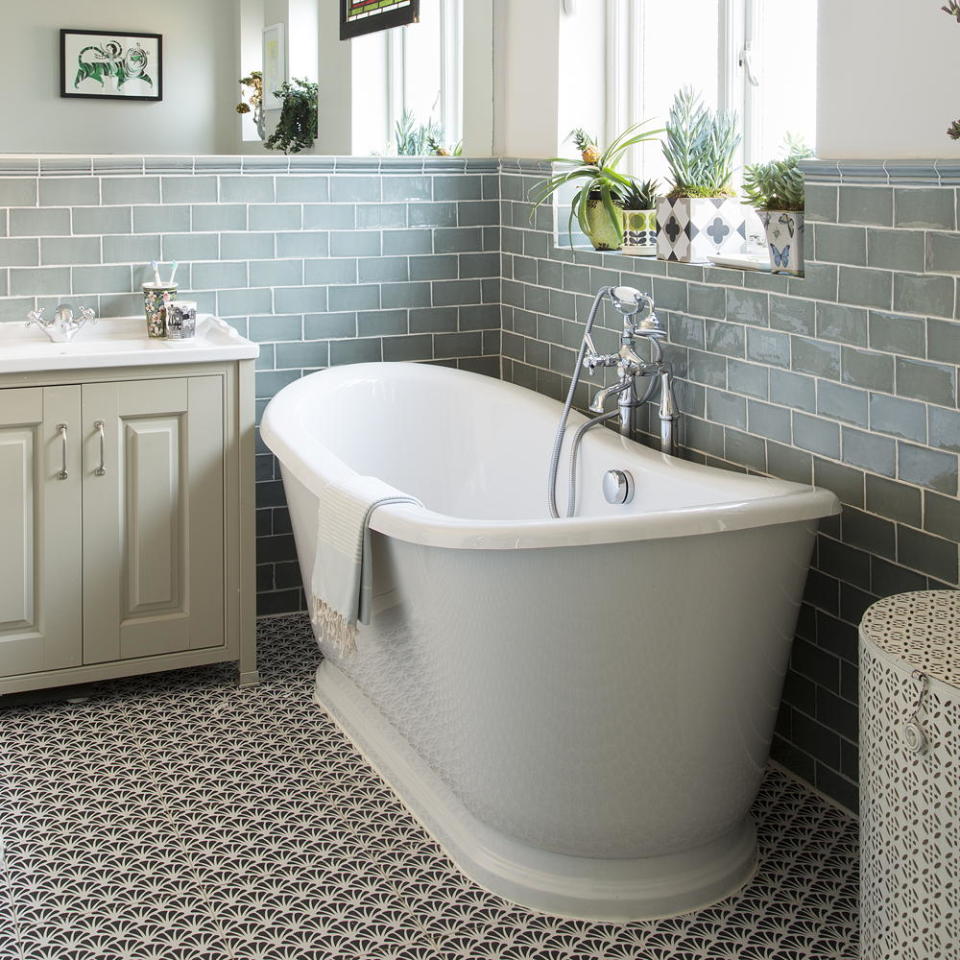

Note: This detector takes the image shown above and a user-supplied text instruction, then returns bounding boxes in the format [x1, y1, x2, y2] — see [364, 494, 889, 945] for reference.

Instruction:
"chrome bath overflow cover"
[602, 469, 634, 505]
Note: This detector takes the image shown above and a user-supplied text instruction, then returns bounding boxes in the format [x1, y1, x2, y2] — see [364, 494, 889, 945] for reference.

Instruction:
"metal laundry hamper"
[859, 590, 960, 960]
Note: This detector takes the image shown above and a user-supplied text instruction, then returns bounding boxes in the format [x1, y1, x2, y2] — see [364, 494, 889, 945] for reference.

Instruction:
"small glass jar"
[164, 300, 197, 340]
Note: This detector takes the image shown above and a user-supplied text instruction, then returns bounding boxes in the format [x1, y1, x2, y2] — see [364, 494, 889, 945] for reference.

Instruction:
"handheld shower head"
[609, 286, 643, 316]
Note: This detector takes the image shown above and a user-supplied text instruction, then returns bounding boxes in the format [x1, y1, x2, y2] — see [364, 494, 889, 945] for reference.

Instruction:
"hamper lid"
[860, 590, 960, 687]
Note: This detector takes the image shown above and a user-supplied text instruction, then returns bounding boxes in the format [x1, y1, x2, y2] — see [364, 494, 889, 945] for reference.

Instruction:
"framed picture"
[60, 29, 162, 102]
[262, 23, 285, 110]
[340, 0, 420, 40]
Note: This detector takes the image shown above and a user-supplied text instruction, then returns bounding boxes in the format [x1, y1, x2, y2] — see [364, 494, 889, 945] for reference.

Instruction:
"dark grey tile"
[814, 457, 865, 507]
[898, 441, 958, 494]
[725, 287, 768, 327]
[747, 400, 791, 442]
[329, 284, 381, 311]
[869, 393, 927, 443]
[330, 337, 382, 364]
[895, 356, 956, 406]
[893, 272, 954, 318]
[838, 266, 892, 310]
[841, 427, 896, 477]
[924, 490, 960, 540]
[837, 186, 893, 226]
[928, 317, 960, 364]
[894, 188, 956, 229]
[792, 336, 841, 379]
[379, 282, 431, 309]
[897, 524, 958, 582]
[818, 381, 869, 427]
[726, 358, 768, 398]
[867, 228, 925, 272]
[815, 223, 866, 264]
[926, 231, 960, 274]
[769, 294, 815, 335]
[706, 389, 746, 429]
[705, 319, 746, 357]
[746, 327, 791, 367]
[805, 184, 838, 223]
[929, 405, 960, 453]
[770, 370, 816, 412]
[865, 475, 923, 526]
[688, 283, 727, 319]
[816, 303, 868, 346]
[867, 311, 926, 358]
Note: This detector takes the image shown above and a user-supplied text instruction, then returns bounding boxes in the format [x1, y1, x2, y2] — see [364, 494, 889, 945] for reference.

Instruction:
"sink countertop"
[0, 315, 259, 374]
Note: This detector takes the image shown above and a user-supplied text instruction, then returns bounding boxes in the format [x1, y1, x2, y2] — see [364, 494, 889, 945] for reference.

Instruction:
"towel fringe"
[310, 597, 358, 656]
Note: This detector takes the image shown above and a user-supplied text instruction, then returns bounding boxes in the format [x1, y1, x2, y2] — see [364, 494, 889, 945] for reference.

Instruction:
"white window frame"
[605, 0, 810, 176]
[385, 0, 463, 148]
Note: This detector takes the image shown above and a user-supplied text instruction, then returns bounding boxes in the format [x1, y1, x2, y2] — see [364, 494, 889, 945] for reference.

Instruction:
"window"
[351, 0, 463, 156]
[603, 0, 818, 184]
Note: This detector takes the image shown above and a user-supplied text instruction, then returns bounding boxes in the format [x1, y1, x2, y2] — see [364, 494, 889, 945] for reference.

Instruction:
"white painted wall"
[2, 0, 237, 154]
[492, 0, 560, 157]
[817, 0, 960, 158]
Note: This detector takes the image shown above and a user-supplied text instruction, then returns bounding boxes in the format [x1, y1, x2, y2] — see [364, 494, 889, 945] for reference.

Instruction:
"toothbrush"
[151, 260, 162, 285]
[168, 261, 179, 285]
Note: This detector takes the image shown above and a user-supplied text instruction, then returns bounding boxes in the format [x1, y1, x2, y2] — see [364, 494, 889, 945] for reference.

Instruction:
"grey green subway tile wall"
[0, 155, 958, 812]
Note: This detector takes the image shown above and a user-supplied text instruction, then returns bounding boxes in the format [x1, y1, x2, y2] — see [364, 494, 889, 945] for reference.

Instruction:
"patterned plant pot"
[580, 195, 623, 251]
[142, 282, 179, 338]
[761, 209, 804, 276]
[621, 209, 657, 256]
[656, 196, 746, 263]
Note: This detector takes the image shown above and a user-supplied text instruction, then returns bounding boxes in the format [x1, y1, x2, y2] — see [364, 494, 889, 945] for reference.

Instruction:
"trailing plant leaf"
[742, 138, 814, 211]
[529, 121, 663, 247]
[949, 120, 960, 140]
[263, 78, 318, 154]
[943, 1, 960, 21]
[662, 87, 741, 198]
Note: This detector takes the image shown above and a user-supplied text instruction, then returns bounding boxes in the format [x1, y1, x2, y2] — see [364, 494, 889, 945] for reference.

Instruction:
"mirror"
[3, 0, 494, 157]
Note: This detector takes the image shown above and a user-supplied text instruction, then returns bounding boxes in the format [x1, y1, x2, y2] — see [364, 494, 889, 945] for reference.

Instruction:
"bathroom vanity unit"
[0, 316, 259, 695]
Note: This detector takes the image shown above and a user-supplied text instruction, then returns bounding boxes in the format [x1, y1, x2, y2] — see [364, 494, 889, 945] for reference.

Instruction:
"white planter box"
[656, 197, 746, 263]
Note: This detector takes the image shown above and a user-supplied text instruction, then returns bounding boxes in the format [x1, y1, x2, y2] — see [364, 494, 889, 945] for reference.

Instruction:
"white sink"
[0, 315, 259, 374]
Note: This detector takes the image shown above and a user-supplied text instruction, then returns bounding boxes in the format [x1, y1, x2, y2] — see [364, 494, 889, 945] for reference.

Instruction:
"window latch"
[739, 41, 761, 87]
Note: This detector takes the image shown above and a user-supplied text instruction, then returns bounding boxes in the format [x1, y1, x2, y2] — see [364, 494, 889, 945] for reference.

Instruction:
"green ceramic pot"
[579, 195, 623, 251]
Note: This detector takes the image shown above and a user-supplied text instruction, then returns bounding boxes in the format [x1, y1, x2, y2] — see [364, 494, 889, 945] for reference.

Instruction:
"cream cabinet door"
[82, 377, 225, 663]
[0, 386, 83, 675]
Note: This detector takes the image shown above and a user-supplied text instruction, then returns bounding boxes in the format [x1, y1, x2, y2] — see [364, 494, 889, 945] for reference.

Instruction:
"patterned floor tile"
[0, 615, 860, 960]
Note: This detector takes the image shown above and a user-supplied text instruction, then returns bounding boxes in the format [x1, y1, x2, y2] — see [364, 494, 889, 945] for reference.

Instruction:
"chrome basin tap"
[582, 286, 679, 454]
[25, 303, 97, 343]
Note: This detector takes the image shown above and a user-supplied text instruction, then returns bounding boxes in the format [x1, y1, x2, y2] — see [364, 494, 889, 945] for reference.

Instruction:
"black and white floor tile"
[0, 616, 859, 959]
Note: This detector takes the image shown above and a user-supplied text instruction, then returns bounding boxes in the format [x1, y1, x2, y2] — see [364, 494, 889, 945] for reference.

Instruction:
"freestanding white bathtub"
[261, 362, 839, 921]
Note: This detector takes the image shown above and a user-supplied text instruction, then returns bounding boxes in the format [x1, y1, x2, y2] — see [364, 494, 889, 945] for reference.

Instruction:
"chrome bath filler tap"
[546, 285, 680, 519]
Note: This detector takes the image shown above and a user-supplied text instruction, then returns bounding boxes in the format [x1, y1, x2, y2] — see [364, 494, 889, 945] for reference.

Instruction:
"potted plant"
[620, 178, 660, 256]
[742, 138, 814, 276]
[530, 123, 663, 251]
[263, 78, 318, 154]
[657, 87, 744, 263]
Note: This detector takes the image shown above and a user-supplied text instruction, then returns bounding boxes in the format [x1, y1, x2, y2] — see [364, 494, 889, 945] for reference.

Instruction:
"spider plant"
[662, 87, 740, 198]
[529, 121, 663, 249]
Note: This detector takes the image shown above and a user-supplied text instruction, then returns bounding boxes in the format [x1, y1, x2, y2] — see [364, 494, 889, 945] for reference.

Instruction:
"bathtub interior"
[271, 364, 813, 523]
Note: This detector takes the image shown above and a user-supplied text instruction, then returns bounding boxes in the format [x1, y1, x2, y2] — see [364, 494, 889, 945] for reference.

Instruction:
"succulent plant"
[620, 178, 660, 210]
[742, 138, 814, 212]
[662, 87, 741, 198]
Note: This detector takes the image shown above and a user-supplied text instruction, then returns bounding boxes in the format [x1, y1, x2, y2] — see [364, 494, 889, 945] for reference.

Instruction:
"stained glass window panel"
[341, 0, 420, 40]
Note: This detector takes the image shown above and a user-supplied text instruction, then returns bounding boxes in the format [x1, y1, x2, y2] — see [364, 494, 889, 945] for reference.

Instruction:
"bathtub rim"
[313, 658, 760, 922]
[262, 363, 840, 551]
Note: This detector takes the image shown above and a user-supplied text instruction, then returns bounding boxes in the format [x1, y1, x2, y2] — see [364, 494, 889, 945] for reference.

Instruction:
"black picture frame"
[340, 0, 420, 40]
[60, 29, 163, 102]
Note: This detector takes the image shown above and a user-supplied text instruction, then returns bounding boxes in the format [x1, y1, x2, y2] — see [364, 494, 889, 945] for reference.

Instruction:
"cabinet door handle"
[94, 421, 106, 476]
[56, 423, 68, 480]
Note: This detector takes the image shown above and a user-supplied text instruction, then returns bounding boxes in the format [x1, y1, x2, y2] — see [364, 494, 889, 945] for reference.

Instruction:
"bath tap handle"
[583, 352, 618, 374]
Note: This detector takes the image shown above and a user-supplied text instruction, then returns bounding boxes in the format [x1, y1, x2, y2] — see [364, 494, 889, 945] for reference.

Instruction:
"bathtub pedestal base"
[313, 660, 758, 922]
